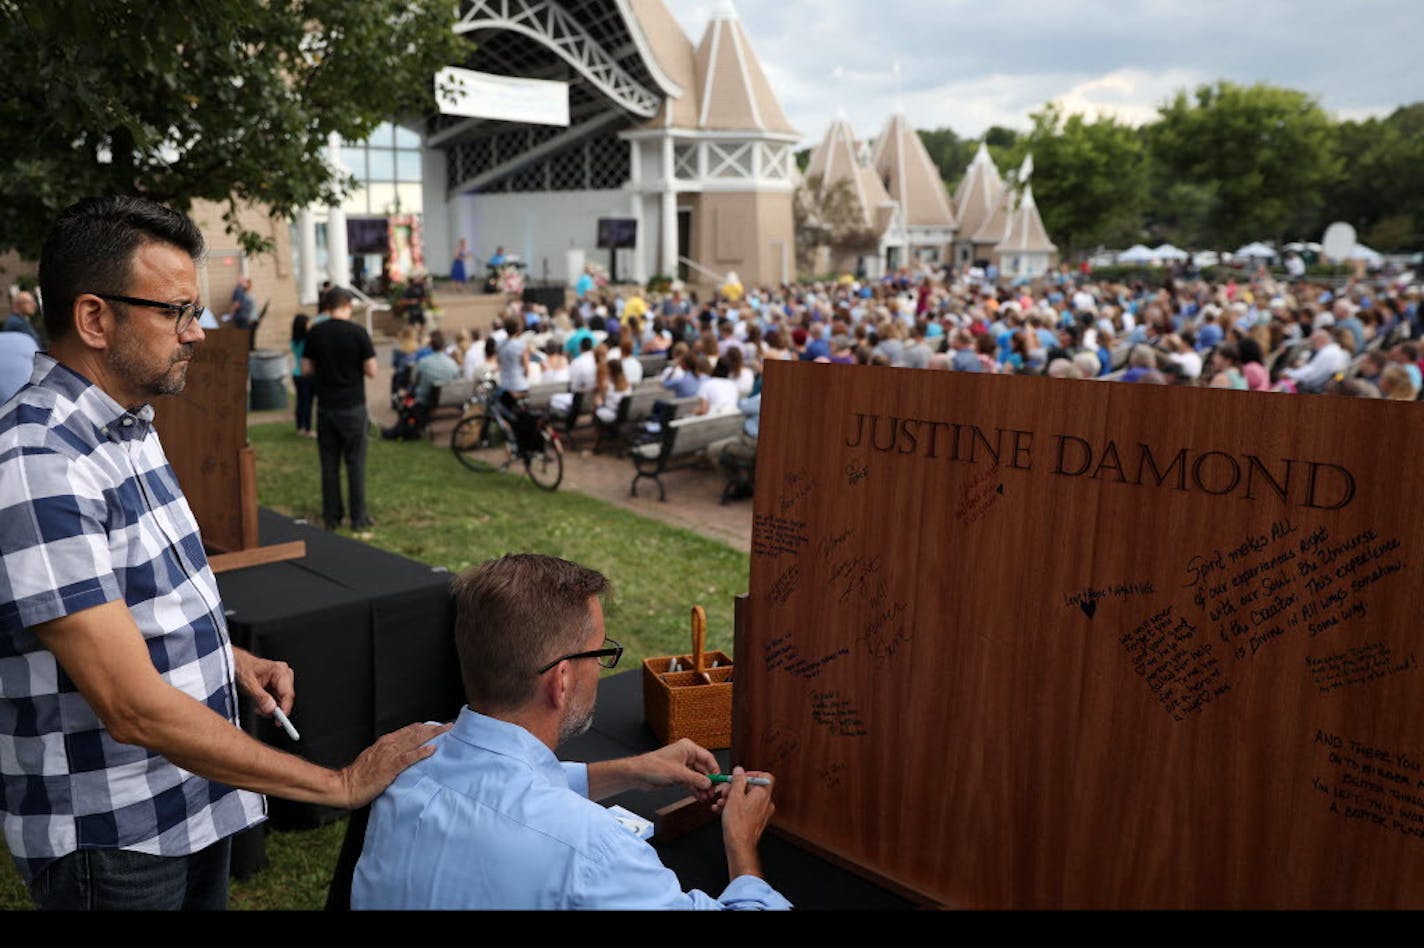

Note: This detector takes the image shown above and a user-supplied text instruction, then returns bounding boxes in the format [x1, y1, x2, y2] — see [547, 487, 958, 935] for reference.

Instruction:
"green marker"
[708, 774, 771, 787]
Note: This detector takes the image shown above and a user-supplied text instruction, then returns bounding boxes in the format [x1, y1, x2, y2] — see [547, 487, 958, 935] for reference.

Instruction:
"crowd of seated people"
[381, 264, 1420, 475]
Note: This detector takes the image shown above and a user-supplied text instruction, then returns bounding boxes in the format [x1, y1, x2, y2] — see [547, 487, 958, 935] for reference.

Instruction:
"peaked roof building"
[998, 183, 1056, 256]
[953, 142, 1005, 247]
[631, 0, 796, 136]
[871, 112, 956, 232]
[622, 0, 799, 286]
[806, 115, 896, 234]
[693, 1, 796, 135]
[946, 143, 1059, 274]
[971, 186, 1013, 248]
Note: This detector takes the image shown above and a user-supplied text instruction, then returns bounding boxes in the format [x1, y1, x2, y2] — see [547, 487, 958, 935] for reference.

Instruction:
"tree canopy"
[1147, 81, 1341, 248]
[0, 0, 466, 257]
[915, 82, 1420, 255]
[1001, 104, 1149, 252]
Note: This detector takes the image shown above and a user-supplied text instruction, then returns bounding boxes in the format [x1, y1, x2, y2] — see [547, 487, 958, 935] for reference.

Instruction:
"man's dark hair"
[38, 196, 204, 342]
[451, 554, 610, 712]
[579, 336, 594, 353]
[428, 329, 446, 352]
[326, 287, 355, 312]
[1237, 336, 1264, 365]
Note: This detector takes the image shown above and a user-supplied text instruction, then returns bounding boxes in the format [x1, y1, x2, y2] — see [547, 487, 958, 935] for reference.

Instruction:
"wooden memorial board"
[736, 361, 1424, 909]
[150, 327, 256, 554]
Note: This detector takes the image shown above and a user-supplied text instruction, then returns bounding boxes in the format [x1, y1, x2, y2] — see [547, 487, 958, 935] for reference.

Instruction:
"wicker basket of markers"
[642, 605, 734, 749]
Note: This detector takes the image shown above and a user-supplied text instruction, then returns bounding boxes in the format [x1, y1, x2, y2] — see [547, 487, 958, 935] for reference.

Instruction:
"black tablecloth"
[219, 509, 463, 834]
[326, 669, 912, 909]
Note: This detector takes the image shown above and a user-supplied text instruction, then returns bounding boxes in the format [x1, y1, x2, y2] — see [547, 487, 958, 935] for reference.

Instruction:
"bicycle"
[450, 381, 564, 491]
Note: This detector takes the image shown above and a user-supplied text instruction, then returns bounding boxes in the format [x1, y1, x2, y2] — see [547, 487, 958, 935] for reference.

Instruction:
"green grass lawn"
[0, 422, 750, 909]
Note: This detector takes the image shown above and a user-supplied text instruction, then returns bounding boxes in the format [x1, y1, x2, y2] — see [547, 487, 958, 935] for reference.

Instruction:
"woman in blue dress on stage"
[450, 237, 470, 291]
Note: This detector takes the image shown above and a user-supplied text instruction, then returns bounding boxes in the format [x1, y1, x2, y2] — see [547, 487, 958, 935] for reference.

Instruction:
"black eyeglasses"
[94, 293, 202, 335]
[535, 637, 622, 675]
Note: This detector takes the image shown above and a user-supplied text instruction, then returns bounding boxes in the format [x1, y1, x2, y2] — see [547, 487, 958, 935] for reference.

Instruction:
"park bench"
[548, 389, 591, 438]
[592, 381, 667, 456]
[629, 411, 746, 503]
[426, 378, 475, 434]
[636, 352, 669, 379]
[523, 379, 569, 414]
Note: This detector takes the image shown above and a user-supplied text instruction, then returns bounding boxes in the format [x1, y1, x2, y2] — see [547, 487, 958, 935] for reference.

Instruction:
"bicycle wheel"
[524, 425, 564, 491]
[450, 410, 498, 473]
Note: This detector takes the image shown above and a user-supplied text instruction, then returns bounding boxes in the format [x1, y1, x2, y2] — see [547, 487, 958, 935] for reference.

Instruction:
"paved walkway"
[248, 339, 753, 552]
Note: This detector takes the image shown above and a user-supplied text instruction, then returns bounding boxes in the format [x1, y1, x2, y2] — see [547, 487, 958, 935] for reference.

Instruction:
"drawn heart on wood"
[1080, 600, 1098, 620]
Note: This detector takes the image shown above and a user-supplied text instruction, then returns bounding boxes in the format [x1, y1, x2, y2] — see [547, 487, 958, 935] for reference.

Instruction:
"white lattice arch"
[456, 0, 662, 118]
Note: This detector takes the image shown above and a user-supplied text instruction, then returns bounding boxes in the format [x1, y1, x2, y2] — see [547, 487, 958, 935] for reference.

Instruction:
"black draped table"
[217, 509, 463, 873]
[326, 669, 912, 909]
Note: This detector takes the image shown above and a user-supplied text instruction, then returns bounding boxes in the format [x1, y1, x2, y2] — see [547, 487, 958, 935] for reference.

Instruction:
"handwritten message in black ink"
[1064, 580, 1157, 619]
[1307, 643, 1418, 695]
[779, 468, 818, 515]
[752, 514, 810, 558]
[762, 634, 851, 680]
[858, 599, 911, 667]
[1120, 605, 1230, 721]
[810, 690, 868, 737]
[818, 527, 854, 562]
[1182, 521, 1407, 664]
[761, 722, 802, 769]
[1313, 729, 1424, 842]
[830, 553, 885, 604]
[766, 564, 800, 607]
[818, 761, 848, 790]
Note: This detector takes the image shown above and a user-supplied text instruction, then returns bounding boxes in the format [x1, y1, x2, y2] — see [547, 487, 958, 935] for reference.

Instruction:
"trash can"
[249, 348, 289, 411]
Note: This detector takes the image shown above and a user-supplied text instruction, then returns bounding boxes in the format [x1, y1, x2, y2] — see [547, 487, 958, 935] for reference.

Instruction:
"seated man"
[411, 329, 461, 408]
[713, 393, 759, 502]
[353, 554, 788, 910]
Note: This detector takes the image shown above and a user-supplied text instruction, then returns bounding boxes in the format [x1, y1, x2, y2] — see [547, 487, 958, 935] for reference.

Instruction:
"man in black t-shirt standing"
[301, 288, 377, 531]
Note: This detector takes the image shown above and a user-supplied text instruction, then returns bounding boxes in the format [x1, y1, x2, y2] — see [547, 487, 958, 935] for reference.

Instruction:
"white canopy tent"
[1349, 243, 1384, 265]
[1116, 244, 1158, 264]
[1234, 242, 1278, 261]
[1153, 243, 1189, 261]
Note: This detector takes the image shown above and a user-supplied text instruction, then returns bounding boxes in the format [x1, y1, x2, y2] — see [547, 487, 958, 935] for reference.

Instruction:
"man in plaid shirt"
[0, 197, 448, 910]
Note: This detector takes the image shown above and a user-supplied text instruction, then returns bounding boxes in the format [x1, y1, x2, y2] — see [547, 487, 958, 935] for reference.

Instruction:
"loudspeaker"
[522, 286, 566, 311]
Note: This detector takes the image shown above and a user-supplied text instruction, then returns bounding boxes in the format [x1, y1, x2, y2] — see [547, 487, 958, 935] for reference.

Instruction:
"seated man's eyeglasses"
[535, 637, 622, 675]
[94, 293, 202, 334]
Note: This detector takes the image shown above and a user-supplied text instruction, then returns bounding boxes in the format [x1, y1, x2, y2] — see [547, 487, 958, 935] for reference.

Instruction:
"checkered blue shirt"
[0, 354, 265, 883]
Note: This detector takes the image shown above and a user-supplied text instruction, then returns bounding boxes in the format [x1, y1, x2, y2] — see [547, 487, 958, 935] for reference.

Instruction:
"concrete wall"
[422, 147, 452, 277]
[454, 189, 637, 287]
[188, 199, 300, 352]
[690, 190, 795, 287]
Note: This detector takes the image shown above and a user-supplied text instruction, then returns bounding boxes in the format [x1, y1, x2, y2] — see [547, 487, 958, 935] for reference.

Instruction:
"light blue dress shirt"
[351, 707, 791, 910]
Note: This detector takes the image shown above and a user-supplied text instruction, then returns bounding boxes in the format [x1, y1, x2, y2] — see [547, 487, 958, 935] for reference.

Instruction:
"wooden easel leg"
[239, 446, 259, 550]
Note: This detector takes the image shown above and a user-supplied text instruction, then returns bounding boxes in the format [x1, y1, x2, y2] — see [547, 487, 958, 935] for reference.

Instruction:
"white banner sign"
[435, 66, 570, 127]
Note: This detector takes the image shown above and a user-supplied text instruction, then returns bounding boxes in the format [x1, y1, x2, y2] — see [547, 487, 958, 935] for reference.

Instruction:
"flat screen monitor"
[596, 217, 637, 250]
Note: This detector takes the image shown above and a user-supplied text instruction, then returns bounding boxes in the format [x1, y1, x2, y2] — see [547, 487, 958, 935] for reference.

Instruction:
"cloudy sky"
[662, 0, 1419, 146]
